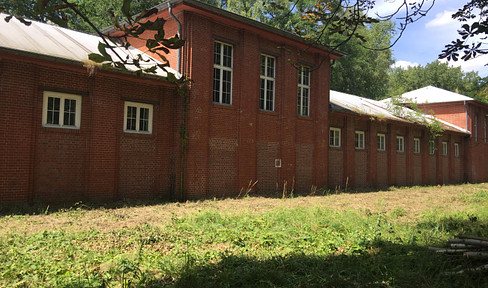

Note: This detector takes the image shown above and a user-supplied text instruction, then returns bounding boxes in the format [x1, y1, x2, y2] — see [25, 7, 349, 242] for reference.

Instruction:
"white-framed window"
[260, 54, 275, 111]
[124, 101, 153, 134]
[42, 91, 82, 129]
[213, 41, 233, 105]
[377, 133, 386, 151]
[442, 141, 448, 155]
[297, 65, 310, 117]
[329, 127, 341, 147]
[454, 143, 459, 157]
[414, 138, 420, 154]
[396, 136, 404, 152]
[429, 140, 435, 155]
[355, 131, 365, 149]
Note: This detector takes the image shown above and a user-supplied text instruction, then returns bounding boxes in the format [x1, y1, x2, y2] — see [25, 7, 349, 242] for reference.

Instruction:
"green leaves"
[440, 1, 488, 65]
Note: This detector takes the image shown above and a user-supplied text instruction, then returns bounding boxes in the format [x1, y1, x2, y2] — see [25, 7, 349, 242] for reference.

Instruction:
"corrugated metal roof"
[331, 90, 408, 121]
[0, 13, 178, 78]
[330, 90, 469, 134]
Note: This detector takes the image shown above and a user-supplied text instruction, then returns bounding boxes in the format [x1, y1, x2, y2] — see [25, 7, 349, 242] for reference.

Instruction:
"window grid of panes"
[297, 66, 310, 117]
[396, 136, 404, 152]
[45, 94, 80, 128]
[329, 128, 341, 147]
[414, 138, 420, 154]
[429, 140, 435, 155]
[213, 41, 233, 105]
[377, 134, 386, 151]
[442, 141, 448, 155]
[47, 97, 61, 125]
[124, 102, 152, 133]
[260, 55, 275, 111]
[355, 131, 365, 149]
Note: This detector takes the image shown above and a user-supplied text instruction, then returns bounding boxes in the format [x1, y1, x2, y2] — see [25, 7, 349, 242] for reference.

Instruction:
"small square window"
[396, 136, 404, 152]
[377, 133, 385, 151]
[442, 141, 448, 156]
[329, 127, 341, 147]
[42, 91, 82, 129]
[414, 138, 420, 154]
[454, 143, 459, 157]
[355, 131, 365, 149]
[124, 102, 153, 134]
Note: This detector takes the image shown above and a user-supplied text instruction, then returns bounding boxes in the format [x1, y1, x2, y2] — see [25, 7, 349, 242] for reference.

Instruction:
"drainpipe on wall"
[168, 2, 182, 73]
[168, 1, 186, 202]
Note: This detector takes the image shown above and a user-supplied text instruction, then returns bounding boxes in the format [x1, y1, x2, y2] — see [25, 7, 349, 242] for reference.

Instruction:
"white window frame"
[414, 138, 420, 154]
[213, 41, 233, 105]
[297, 65, 310, 117]
[124, 101, 153, 134]
[442, 141, 448, 156]
[429, 140, 435, 155]
[396, 136, 404, 152]
[329, 127, 341, 148]
[355, 131, 365, 150]
[260, 54, 275, 111]
[42, 91, 82, 129]
[377, 133, 386, 151]
[454, 143, 459, 157]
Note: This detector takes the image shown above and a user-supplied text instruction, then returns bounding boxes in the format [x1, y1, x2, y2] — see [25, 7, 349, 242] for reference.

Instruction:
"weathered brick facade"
[128, 0, 341, 199]
[326, 112, 468, 189]
[418, 101, 488, 183]
[0, 54, 179, 203]
[2, 1, 488, 204]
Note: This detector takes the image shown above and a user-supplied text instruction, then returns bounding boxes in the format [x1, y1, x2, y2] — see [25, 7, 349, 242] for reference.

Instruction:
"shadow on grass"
[0, 197, 172, 216]
[168, 242, 485, 288]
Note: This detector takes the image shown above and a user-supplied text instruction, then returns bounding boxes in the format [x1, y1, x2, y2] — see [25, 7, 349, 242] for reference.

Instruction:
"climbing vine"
[386, 95, 444, 140]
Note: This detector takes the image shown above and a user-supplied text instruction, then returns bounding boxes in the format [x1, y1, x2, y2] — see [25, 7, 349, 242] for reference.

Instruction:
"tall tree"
[330, 21, 394, 99]
[387, 60, 488, 102]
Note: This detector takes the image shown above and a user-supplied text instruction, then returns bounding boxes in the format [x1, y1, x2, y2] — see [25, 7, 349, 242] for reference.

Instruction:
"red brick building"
[329, 90, 469, 189]
[1, 2, 487, 204]
[398, 86, 488, 183]
[0, 14, 181, 203]
[124, 0, 344, 199]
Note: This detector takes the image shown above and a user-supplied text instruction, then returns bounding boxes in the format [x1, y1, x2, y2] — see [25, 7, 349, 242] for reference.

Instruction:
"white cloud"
[368, 0, 436, 20]
[391, 60, 420, 69]
[442, 54, 488, 76]
[426, 10, 456, 28]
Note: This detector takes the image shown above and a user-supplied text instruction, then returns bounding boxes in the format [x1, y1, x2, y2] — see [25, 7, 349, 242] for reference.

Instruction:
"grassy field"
[1, 184, 488, 287]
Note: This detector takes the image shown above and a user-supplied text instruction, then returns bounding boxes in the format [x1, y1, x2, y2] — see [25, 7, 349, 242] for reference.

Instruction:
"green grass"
[1, 184, 488, 287]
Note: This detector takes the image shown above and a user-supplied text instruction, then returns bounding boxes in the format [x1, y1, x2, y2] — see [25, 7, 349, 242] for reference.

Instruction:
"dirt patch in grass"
[0, 183, 485, 236]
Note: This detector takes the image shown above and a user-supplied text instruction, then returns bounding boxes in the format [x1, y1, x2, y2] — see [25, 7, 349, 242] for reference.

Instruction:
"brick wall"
[0, 57, 178, 204]
[418, 103, 467, 131]
[328, 111, 469, 189]
[162, 11, 331, 198]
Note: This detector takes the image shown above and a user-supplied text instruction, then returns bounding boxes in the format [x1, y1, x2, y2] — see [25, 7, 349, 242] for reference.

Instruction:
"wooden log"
[444, 264, 488, 275]
[429, 247, 468, 254]
[449, 243, 477, 249]
[455, 235, 488, 241]
[447, 238, 488, 247]
[464, 251, 488, 259]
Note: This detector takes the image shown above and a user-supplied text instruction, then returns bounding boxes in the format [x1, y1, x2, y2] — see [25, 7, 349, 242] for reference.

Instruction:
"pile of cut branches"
[429, 235, 488, 274]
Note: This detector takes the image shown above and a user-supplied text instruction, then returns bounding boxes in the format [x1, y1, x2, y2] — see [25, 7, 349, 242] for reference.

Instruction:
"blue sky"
[371, 0, 488, 77]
